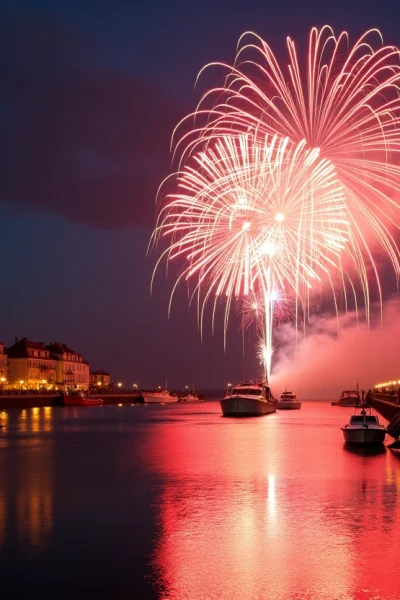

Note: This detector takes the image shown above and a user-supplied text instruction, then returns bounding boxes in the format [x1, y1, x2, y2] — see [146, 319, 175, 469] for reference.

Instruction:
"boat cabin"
[341, 390, 360, 399]
[228, 382, 272, 400]
[231, 384, 262, 396]
[349, 415, 379, 425]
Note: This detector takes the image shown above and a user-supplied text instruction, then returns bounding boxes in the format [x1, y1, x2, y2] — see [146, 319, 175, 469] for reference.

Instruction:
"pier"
[367, 392, 399, 421]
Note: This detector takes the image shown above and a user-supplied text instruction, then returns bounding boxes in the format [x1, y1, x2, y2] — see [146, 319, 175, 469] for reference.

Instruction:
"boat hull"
[220, 397, 276, 417]
[143, 394, 178, 404]
[63, 397, 103, 406]
[277, 401, 301, 410]
[332, 400, 360, 407]
[341, 427, 386, 444]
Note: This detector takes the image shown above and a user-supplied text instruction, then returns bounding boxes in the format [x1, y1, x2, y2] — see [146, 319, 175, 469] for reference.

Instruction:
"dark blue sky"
[1, 0, 399, 388]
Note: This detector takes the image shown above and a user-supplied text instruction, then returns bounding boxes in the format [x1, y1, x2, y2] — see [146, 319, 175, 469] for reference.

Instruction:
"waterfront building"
[47, 342, 90, 391]
[7, 337, 56, 389]
[90, 369, 111, 388]
[0, 342, 8, 386]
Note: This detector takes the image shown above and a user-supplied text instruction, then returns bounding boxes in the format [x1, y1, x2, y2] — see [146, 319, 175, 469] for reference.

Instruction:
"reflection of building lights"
[118, 403, 123, 407]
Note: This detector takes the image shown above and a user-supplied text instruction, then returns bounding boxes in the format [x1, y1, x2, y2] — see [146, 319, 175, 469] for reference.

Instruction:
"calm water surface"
[1, 401, 400, 599]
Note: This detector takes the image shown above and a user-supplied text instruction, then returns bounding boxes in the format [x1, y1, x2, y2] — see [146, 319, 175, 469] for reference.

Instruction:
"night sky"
[1, 0, 399, 390]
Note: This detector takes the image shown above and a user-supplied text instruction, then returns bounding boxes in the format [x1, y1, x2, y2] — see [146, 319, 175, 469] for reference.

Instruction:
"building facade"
[47, 343, 90, 391]
[90, 369, 111, 388]
[0, 343, 8, 386]
[7, 337, 56, 389]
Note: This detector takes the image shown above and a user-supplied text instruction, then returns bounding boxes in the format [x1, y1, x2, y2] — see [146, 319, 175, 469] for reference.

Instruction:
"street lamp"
[117, 382, 122, 388]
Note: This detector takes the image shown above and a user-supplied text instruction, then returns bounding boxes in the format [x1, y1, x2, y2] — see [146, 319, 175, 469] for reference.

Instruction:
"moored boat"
[277, 390, 301, 409]
[180, 392, 202, 402]
[332, 388, 361, 407]
[220, 381, 276, 417]
[341, 406, 386, 444]
[62, 392, 103, 406]
[179, 383, 203, 402]
[143, 389, 178, 404]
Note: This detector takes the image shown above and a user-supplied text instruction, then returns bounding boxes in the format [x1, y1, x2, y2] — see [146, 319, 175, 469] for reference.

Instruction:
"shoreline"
[0, 393, 145, 409]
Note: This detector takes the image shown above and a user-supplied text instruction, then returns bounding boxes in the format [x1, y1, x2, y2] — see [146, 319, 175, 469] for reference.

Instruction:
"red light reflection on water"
[144, 403, 400, 600]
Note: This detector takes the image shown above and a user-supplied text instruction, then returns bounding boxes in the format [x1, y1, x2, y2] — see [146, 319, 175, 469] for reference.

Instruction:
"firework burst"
[174, 26, 400, 319]
[151, 131, 364, 380]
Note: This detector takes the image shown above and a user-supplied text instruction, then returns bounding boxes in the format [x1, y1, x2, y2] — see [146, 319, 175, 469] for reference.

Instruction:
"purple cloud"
[0, 11, 185, 227]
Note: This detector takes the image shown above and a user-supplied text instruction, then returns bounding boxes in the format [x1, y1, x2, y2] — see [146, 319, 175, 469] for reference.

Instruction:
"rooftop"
[7, 337, 49, 358]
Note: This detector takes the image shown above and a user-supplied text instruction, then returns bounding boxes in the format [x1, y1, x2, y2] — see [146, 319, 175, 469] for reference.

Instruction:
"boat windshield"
[232, 388, 261, 396]
[350, 416, 378, 423]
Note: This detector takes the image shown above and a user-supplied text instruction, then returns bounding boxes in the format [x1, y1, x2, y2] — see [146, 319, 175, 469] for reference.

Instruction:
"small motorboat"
[220, 381, 276, 417]
[179, 392, 200, 401]
[277, 389, 301, 409]
[332, 388, 361, 406]
[62, 392, 103, 406]
[143, 384, 178, 404]
[179, 383, 203, 402]
[341, 406, 386, 444]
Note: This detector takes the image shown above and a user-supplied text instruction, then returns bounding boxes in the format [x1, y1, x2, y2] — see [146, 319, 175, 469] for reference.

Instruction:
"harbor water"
[1, 401, 400, 599]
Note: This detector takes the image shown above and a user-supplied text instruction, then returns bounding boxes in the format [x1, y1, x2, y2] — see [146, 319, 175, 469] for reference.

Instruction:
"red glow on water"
[143, 403, 400, 600]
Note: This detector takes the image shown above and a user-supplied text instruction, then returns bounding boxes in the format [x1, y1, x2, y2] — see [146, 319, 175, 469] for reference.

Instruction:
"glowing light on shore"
[375, 380, 400, 389]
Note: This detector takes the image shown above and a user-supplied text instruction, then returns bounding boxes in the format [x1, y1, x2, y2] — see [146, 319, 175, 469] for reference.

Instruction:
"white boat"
[143, 388, 178, 404]
[180, 392, 202, 402]
[277, 390, 301, 410]
[341, 407, 387, 444]
[332, 388, 361, 406]
[220, 382, 276, 417]
[180, 383, 203, 402]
